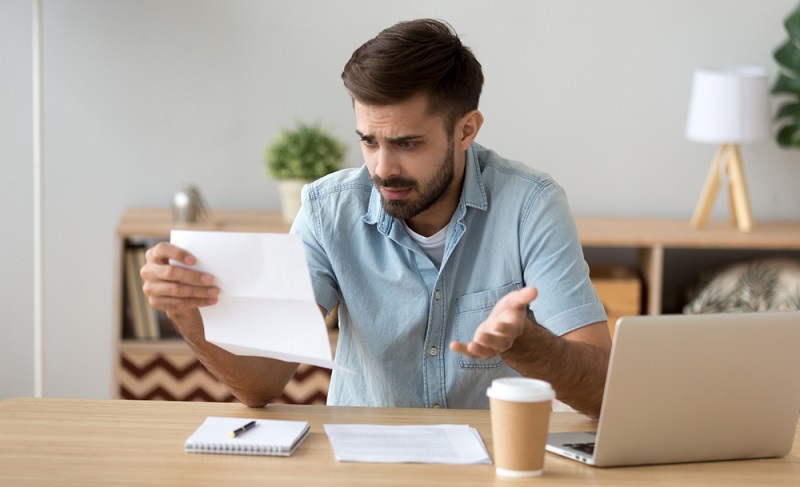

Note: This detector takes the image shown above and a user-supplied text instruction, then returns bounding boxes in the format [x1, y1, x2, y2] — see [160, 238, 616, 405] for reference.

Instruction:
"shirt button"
[434, 290, 441, 300]
[429, 347, 438, 356]
[433, 403, 441, 409]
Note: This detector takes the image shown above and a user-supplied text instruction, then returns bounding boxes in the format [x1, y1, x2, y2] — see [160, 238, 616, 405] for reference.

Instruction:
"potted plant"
[773, 2, 800, 147]
[265, 121, 346, 222]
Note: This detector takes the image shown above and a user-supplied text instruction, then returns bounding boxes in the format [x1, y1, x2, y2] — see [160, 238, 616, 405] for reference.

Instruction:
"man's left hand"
[449, 287, 538, 360]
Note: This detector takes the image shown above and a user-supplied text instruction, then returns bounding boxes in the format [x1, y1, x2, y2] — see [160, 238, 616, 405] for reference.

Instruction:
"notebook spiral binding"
[186, 442, 290, 455]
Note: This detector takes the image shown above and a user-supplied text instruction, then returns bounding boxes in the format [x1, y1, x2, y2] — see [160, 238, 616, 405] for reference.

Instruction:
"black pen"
[228, 420, 257, 438]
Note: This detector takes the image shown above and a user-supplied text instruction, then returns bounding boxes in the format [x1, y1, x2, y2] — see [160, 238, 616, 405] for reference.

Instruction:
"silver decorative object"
[172, 184, 210, 223]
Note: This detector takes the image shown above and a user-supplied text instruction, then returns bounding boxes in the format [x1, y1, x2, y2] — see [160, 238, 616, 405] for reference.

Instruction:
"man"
[142, 19, 611, 418]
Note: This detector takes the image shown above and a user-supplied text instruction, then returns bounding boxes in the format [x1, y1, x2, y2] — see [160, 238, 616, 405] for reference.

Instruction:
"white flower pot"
[277, 179, 310, 223]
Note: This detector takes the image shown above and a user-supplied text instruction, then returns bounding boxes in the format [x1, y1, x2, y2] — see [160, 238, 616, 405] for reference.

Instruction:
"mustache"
[371, 175, 417, 189]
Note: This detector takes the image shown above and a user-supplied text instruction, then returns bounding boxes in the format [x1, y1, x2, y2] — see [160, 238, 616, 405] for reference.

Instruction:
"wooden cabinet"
[114, 208, 334, 404]
[575, 218, 800, 316]
[589, 265, 641, 338]
[114, 209, 800, 401]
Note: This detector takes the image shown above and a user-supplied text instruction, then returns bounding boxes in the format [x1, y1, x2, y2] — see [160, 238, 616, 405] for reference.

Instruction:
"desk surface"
[1, 398, 798, 486]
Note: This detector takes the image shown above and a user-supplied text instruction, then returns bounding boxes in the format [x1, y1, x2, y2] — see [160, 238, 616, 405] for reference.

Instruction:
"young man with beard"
[141, 19, 611, 419]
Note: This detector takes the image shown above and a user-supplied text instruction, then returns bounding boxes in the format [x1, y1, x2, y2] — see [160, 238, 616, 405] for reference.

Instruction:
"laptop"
[546, 311, 800, 467]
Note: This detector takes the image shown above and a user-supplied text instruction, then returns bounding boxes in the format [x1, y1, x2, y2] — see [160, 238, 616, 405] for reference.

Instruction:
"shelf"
[575, 218, 800, 250]
[575, 218, 800, 314]
[117, 207, 291, 238]
[113, 208, 800, 401]
[114, 208, 295, 402]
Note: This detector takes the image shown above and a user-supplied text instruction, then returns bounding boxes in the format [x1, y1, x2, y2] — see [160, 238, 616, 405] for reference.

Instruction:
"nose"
[373, 148, 401, 181]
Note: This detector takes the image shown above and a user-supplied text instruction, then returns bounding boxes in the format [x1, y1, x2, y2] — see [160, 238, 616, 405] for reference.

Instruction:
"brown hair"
[341, 19, 484, 133]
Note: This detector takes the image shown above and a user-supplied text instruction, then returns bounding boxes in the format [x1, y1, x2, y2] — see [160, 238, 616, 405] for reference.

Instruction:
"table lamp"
[685, 66, 771, 233]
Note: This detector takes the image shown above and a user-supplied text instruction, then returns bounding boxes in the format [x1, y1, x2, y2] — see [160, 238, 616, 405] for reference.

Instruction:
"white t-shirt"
[402, 220, 447, 269]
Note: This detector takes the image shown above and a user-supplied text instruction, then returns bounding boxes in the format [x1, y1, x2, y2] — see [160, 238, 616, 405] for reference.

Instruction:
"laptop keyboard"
[565, 442, 596, 455]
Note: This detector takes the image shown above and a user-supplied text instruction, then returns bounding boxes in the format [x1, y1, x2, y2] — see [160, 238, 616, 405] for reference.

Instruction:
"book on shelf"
[122, 241, 183, 341]
[124, 245, 164, 340]
[124, 247, 148, 340]
[132, 246, 160, 339]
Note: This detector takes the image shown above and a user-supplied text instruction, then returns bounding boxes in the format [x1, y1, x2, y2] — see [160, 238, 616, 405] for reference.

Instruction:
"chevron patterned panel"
[119, 351, 331, 404]
[274, 364, 332, 405]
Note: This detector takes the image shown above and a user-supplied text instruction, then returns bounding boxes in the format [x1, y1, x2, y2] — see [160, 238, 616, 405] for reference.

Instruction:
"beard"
[371, 140, 456, 220]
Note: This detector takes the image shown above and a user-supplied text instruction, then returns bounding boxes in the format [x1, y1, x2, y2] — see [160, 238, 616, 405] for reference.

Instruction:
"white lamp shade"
[685, 66, 771, 144]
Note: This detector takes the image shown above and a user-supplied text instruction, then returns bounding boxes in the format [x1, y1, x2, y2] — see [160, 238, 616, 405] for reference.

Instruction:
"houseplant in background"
[265, 121, 346, 222]
[772, 2, 800, 148]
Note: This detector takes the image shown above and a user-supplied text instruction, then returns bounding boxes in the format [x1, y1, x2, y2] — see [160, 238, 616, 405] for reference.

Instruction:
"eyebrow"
[356, 130, 424, 144]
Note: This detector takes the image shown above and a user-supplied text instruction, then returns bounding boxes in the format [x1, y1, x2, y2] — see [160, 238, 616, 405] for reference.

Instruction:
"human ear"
[456, 110, 484, 150]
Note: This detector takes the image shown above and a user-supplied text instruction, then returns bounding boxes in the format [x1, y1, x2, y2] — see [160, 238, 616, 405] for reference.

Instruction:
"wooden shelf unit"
[114, 208, 302, 402]
[114, 209, 800, 400]
[574, 218, 800, 314]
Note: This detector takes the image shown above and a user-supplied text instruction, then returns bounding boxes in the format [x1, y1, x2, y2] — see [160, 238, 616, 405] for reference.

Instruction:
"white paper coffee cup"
[487, 378, 555, 477]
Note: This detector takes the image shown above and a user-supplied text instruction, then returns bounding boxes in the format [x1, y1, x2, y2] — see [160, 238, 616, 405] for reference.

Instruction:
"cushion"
[683, 258, 800, 314]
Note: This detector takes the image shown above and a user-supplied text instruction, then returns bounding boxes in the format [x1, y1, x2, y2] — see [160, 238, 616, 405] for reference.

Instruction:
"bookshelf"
[575, 218, 800, 315]
[114, 209, 800, 401]
[114, 208, 334, 403]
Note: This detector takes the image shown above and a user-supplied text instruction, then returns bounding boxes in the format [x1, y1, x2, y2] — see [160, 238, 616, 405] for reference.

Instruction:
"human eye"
[360, 136, 377, 148]
[397, 140, 416, 150]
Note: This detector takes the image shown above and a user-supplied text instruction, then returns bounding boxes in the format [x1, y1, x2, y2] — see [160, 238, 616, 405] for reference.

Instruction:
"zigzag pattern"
[119, 354, 332, 405]
[275, 390, 328, 405]
[275, 364, 331, 405]
[294, 364, 332, 382]
[120, 385, 235, 402]
[122, 355, 209, 380]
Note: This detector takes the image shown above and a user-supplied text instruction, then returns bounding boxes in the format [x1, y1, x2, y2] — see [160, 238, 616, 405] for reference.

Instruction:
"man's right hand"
[140, 242, 299, 408]
[140, 242, 219, 314]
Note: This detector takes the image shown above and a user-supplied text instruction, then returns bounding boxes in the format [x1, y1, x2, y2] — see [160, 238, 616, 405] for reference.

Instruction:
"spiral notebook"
[185, 417, 310, 456]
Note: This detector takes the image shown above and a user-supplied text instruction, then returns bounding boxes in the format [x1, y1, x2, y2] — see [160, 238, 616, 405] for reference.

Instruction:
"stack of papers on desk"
[170, 230, 338, 370]
[324, 424, 491, 464]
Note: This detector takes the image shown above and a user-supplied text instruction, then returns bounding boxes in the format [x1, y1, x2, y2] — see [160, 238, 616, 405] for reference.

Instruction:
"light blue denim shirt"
[291, 142, 606, 409]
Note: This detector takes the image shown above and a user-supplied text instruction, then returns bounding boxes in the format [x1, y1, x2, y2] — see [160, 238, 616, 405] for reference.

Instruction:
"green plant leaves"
[777, 122, 800, 147]
[772, 3, 800, 148]
[774, 41, 800, 82]
[772, 72, 800, 95]
[785, 3, 800, 39]
[265, 121, 346, 180]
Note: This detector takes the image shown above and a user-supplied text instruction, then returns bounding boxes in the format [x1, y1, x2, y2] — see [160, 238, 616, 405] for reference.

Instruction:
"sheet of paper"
[170, 230, 340, 370]
[323, 424, 492, 464]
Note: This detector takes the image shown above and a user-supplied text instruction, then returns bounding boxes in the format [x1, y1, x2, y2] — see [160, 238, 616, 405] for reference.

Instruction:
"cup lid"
[486, 377, 555, 402]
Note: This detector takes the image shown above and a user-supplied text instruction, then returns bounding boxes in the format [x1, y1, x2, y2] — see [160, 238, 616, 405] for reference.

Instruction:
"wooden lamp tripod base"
[690, 143, 753, 233]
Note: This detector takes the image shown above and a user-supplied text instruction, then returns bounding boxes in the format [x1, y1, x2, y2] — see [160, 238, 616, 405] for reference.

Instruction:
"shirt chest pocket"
[454, 281, 522, 369]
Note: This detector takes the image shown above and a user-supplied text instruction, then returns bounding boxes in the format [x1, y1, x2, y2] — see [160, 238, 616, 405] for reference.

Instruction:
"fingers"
[450, 341, 468, 355]
[141, 257, 213, 288]
[450, 325, 518, 360]
[140, 242, 218, 312]
[501, 286, 538, 311]
[451, 287, 539, 361]
[145, 241, 196, 266]
[450, 338, 507, 360]
[143, 279, 219, 310]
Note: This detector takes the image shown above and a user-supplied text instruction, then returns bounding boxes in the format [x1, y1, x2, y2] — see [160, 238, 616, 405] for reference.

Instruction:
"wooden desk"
[1, 398, 798, 486]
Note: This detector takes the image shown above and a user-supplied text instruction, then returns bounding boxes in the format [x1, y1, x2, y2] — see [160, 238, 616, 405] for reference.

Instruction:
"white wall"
[3, 0, 799, 399]
[1, 1, 35, 399]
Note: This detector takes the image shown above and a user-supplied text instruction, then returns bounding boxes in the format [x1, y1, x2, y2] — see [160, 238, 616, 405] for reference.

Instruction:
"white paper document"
[323, 424, 492, 464]
[170, 230, 338, 370]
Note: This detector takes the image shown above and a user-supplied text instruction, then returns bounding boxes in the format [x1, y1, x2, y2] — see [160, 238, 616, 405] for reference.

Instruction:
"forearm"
[500, 321, 610, 420]
[168, 310, 299, 407]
